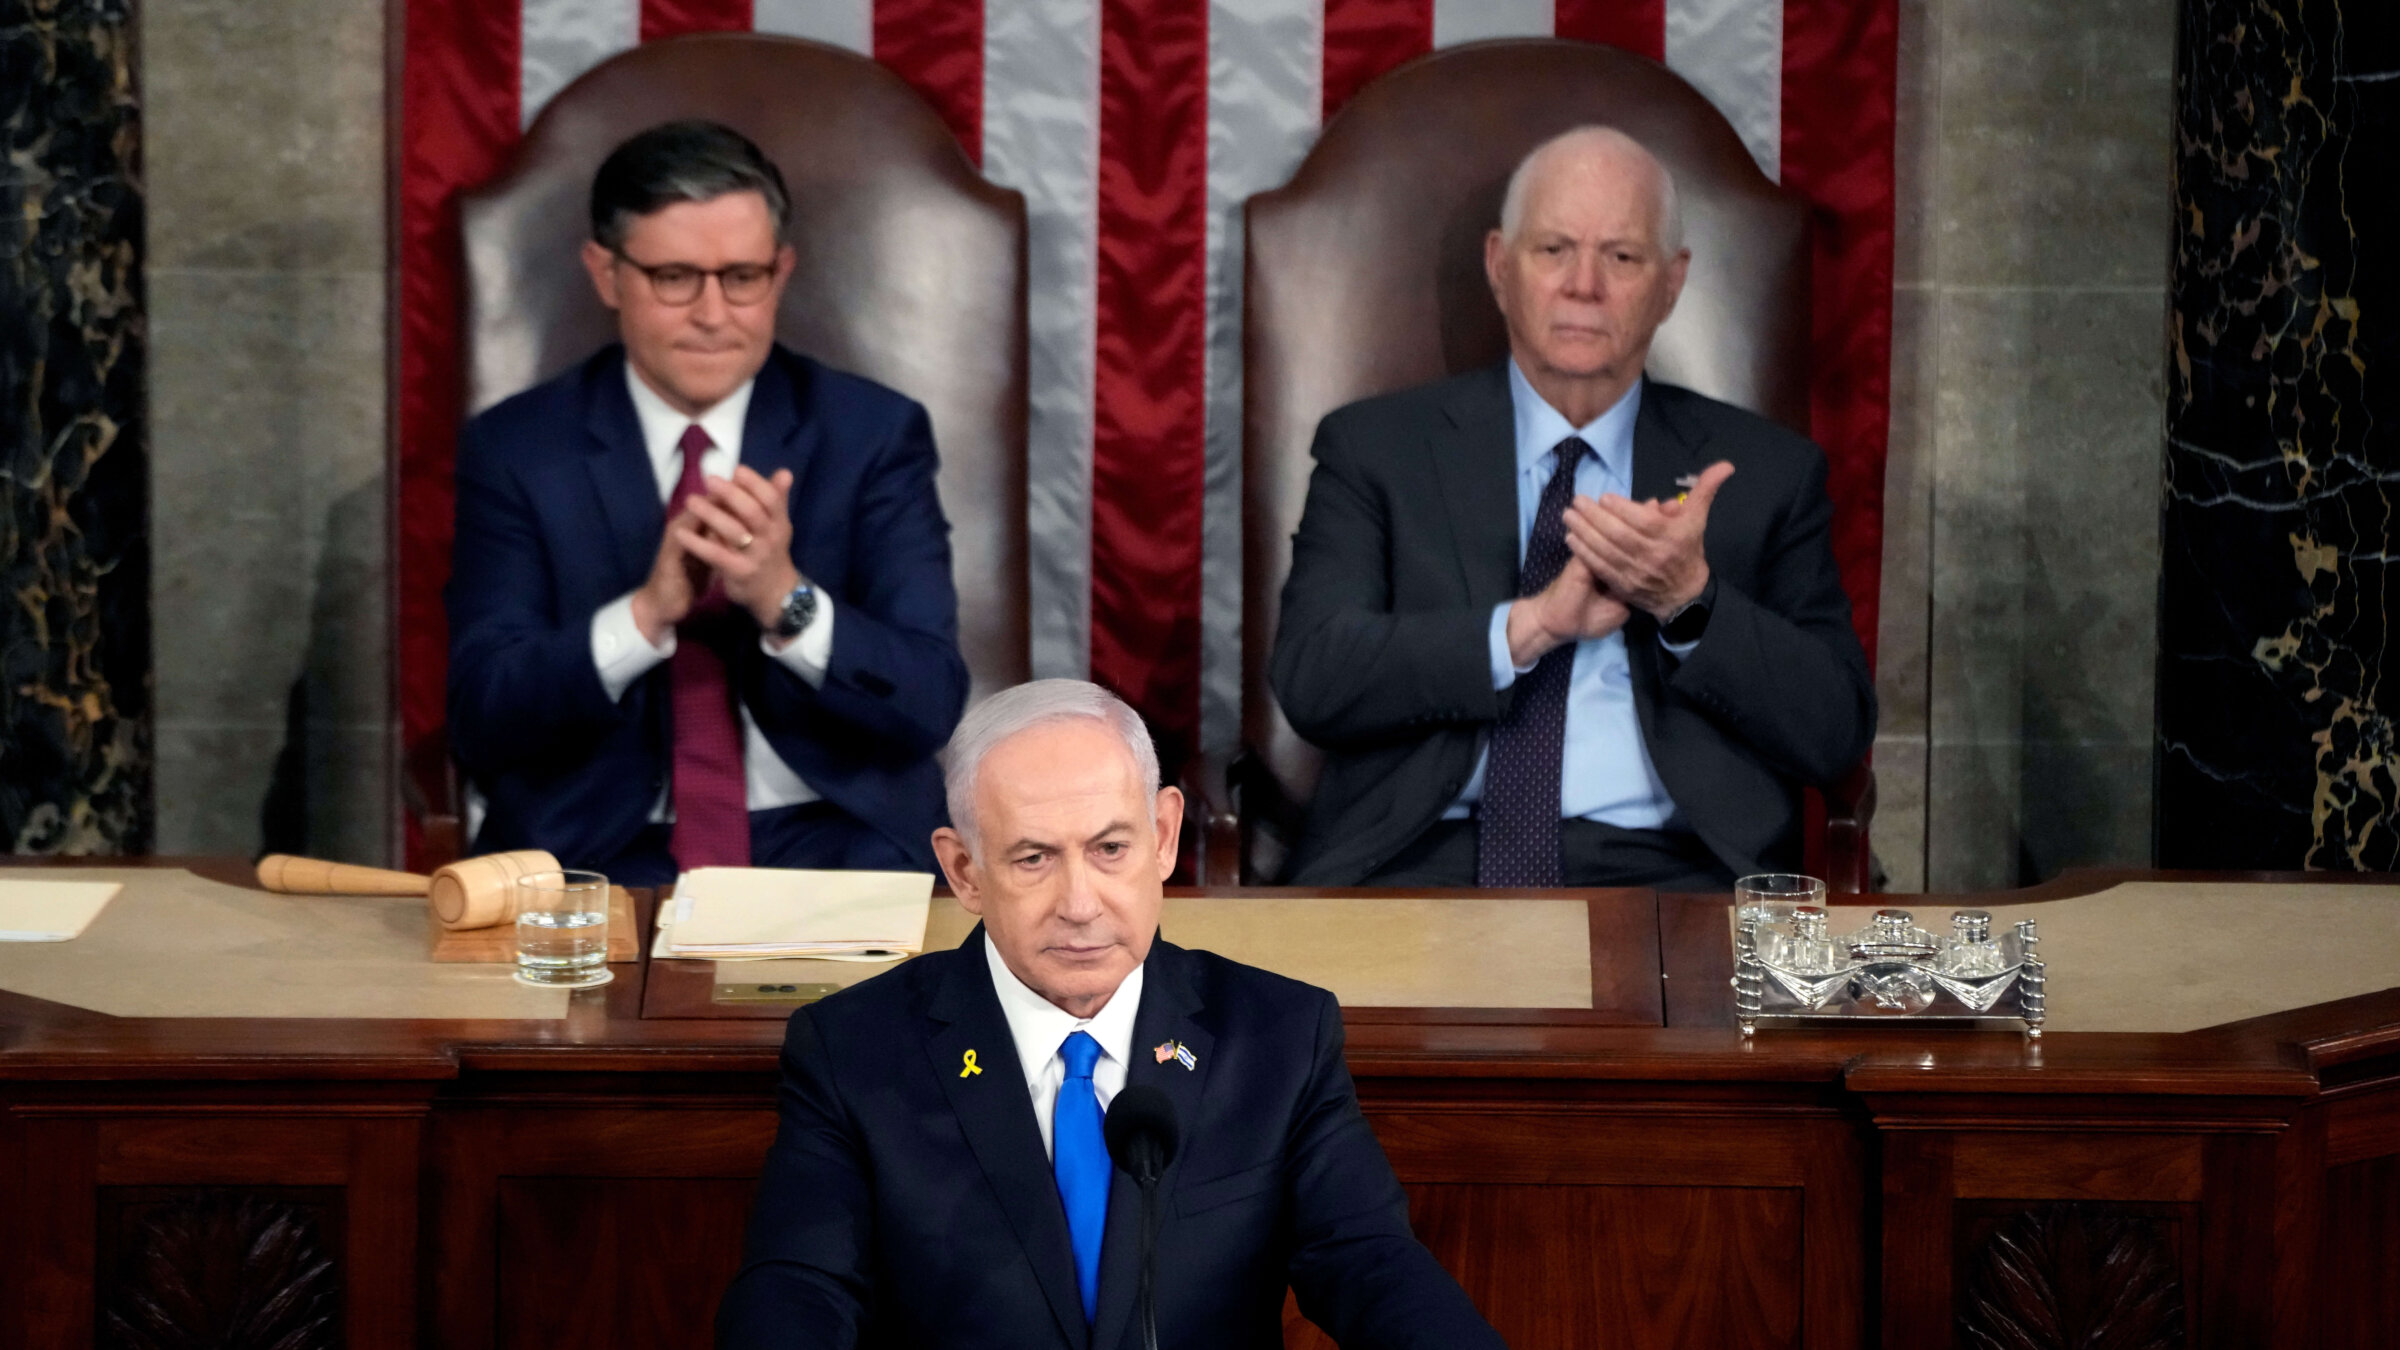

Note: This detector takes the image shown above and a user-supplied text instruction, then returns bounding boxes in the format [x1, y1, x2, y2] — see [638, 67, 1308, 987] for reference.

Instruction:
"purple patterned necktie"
[1478, 436, 1591, 888]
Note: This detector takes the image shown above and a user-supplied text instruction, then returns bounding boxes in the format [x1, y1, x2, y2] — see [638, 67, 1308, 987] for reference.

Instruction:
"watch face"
[777, 583, 816, 637]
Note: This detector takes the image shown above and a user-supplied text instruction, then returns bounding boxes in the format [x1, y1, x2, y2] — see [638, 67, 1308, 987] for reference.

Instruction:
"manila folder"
[670, 868, 934, 955]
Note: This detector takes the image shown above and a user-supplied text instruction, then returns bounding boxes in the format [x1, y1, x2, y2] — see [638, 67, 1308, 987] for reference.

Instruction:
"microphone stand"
[1137, 1170, 1162, 1350]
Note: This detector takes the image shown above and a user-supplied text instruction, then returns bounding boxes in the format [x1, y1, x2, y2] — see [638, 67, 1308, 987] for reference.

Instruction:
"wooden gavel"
[255, 850, 564, 930]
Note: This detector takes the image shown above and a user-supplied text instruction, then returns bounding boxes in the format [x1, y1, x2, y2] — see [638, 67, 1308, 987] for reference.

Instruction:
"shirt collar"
[623, 358, 755, 473]
[983, 930, 1145, 1079]
[1507, 359, 1640, 484]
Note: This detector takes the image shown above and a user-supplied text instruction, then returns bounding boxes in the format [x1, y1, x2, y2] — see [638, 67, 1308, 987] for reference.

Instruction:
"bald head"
[1483, 125, 1691, 426]
[1498, 126, 1684, 256]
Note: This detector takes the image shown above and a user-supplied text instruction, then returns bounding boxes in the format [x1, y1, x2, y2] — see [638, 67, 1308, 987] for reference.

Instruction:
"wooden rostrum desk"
[2, 861, 2396, 1350]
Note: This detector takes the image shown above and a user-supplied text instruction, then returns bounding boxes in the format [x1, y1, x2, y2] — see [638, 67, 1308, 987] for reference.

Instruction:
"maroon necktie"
[668, 424, 750, 870]
[1478, 437, 1590, 888]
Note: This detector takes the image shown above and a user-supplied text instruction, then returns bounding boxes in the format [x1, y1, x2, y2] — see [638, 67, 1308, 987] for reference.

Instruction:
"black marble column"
[0, 1, 150, 853]
[2160, 1, 2398, 870]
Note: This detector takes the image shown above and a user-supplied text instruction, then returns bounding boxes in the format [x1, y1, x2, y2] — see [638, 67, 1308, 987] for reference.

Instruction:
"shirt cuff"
[1487, 602, 1537, 691]
[591, 592, 673, 702]
[760, 593, 834, 689]
[1659, 629, 1702, 658]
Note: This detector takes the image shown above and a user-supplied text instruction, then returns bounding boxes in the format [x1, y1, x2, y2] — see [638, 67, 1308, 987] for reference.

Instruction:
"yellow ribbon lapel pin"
[960, 1049, 983, 1078]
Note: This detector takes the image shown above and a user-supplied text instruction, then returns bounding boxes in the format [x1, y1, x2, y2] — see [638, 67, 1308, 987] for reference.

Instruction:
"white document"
[665, 867, 934, 959]
[0, 880, 122, 941]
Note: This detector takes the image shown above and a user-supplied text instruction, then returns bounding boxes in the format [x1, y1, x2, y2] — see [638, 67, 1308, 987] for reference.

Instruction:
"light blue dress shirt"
[1443, 362, 1685, 827]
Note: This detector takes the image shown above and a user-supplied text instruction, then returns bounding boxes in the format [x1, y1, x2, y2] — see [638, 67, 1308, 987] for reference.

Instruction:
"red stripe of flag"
[396, 0, 524, 869]
[640, 0, 753, 43]
[876, 0, 986, 165]
[1554, 0, 1665, 62]
[1782, 0, 1897, 663]
[1089, 0, 1211, 759]
[1322, 0, 1432, 121]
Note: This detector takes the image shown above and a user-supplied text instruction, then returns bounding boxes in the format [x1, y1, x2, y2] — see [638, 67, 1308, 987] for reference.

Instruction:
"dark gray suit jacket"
[1268, 364, 1874, 885]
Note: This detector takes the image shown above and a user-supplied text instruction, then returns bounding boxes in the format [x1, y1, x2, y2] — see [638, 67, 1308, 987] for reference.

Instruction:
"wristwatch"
[771, 576, 819, 640]
[1660, 576, 1717, 646]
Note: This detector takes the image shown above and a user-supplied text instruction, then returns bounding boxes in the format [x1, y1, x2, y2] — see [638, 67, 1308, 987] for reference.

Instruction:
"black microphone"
[1105, 1086, 1180, 1350]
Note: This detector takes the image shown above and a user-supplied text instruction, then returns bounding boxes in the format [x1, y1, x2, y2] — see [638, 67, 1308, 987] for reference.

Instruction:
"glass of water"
[514, 870, 613, 989]
[1734, 872, 1828, 930]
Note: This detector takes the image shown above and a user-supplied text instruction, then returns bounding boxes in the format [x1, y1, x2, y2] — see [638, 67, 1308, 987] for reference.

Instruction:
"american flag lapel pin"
[1153, 1040, 1177, 1065]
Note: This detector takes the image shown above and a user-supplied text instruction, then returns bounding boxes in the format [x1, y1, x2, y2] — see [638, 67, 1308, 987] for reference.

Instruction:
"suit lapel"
[582, 350, 667, 593]
[736, 348, 823, 511]
[1625, 381, 1710, 737]
[1090, 941, 1216, 1350]
[1428, 363, 1523, 610]
[927, 929, 1091, 1349]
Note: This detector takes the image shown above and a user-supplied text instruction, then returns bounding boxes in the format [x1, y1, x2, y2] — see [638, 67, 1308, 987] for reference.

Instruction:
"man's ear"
[582, 239, 622, 311]
[1483, 228, 1508, 302]
[1149, 787, 1185, 880]
[1661, 248, 1692, 317]
[932, 827, 984, 914]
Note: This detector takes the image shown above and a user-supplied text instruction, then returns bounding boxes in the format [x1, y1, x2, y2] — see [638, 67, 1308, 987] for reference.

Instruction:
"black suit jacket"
[717, 931, 1506, 1350]
[1268, 365, 1874, 885]
[445, 343, 967, 871]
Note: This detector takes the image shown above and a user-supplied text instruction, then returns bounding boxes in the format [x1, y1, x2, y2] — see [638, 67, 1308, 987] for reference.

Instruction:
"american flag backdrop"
[397, 0, 1895, 857]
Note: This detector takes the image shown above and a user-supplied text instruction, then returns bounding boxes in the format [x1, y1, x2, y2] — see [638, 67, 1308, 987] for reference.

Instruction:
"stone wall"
[1874, 0, 2177, 890]
[145, 0, 390, 863]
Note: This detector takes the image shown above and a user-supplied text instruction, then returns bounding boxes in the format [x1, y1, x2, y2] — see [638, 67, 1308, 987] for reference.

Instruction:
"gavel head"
[428, 850, 564, 930]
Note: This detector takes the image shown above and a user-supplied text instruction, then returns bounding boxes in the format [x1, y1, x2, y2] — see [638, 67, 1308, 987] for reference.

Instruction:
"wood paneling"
[1952, 1131, 2203, 1201]
[495, 1178, 755, 1350]
[1414, 1184, 1806, 1350]
[2319, 1154, 2400, 1350]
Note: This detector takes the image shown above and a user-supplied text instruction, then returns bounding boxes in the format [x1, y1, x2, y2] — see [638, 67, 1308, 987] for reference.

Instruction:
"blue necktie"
[1053, 1030, 1110, 1322]
[1480, 436, 1591, 887]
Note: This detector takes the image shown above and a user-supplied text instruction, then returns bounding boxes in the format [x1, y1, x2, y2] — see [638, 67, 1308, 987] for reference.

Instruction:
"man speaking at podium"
[717, 680, 1506, 1349]
[447, 121, 965, 885]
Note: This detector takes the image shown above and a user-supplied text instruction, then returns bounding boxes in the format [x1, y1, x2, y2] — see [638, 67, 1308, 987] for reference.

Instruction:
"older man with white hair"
[1270, 125, 1875, 891]
[719, 679, 1507, 1350]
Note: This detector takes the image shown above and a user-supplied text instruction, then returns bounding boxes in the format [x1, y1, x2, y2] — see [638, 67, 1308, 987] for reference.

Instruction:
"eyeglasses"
[611, 251, 779, 306]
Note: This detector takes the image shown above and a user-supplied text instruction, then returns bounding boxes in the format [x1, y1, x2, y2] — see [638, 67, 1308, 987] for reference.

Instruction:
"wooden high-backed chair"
[410, 34, 1027, 864]
[1186, 39, 1873, 890]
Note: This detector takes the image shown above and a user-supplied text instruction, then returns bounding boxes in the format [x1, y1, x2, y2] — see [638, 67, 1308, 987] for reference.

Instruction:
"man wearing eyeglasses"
[446, 120, 967, 883]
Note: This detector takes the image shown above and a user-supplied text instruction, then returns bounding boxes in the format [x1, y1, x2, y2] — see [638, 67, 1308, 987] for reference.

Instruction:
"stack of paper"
[0, 879, 122, 942]
[661, 867, 935, 960]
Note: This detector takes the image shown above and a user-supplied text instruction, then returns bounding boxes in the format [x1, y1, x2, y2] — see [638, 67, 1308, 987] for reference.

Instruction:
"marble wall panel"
[2157, 0, 2398, 870]
[1, 1, 151, 855]
[145, 0, 390, 864]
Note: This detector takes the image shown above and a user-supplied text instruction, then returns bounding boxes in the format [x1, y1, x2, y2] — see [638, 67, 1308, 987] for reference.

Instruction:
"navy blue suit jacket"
[717, 932, 1507, 1350]
[445, 344, 966, 871]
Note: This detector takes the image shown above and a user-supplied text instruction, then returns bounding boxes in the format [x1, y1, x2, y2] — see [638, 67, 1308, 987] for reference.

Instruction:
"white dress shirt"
[983, 932, 1144, 1160]
[588, 365, 839, 815]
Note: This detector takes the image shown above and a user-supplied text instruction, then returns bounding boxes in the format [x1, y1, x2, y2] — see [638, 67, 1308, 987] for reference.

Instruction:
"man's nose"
[1563, 247, 1604, 298]
[688, 276, 731, 326]
[1055, 859, 1106, 923]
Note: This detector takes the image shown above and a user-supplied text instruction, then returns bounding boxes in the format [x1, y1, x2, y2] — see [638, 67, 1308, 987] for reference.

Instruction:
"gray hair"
[943, 680, 1162, 850]
[1497, 125, 1684, 256]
